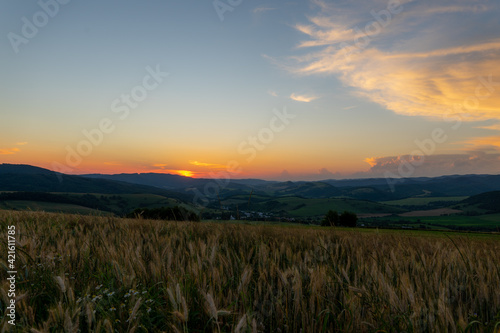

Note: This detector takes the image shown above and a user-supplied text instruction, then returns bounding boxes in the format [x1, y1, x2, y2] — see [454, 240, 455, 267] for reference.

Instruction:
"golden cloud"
[189, 160, 227, 169]
[0, 147, 20, 155]
[290, 93, 318, 102]
[288, 1, 500, 122]
[364, 157, 378, 168]
[463, 136, 500, 150]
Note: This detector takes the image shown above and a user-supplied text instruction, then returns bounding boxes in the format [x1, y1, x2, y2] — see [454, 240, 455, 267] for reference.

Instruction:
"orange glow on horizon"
[171, 170, 194, 177]
[2, 157, 371, 180]
[147, 168, 206, 178]
[6, 146, 366, 179]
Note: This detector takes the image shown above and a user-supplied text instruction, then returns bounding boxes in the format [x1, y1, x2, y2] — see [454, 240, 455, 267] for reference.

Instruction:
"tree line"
[321, 210, 358, 227]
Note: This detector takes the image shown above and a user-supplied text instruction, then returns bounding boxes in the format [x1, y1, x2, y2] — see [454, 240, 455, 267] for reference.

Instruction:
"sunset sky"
[1, 0, 500, 180]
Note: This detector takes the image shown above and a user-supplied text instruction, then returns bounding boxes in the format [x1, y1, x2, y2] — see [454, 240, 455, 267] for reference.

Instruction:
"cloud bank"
[363, 151, 500, 177]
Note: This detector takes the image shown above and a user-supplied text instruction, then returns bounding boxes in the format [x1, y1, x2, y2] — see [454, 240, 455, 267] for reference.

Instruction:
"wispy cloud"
[253, 6, 276, 14]
[0, 147, 20, 155]
[463, 136, 500, 151]
[476, 123, 500, 131]
[0, 141, 27, 155]
[268, 90, 278, 97]
[422, 4, 489, 15]
[189, 160, 227, 169]
[285, 0, 500, 123]
[290, 93, 318, 102]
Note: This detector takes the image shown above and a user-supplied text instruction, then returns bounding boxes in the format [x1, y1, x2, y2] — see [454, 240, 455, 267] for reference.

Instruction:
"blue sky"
[1, 0, 500, 180]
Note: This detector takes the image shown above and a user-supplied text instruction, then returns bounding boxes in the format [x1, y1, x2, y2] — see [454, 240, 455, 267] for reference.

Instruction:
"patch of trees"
[127, 206, 200, 222]
[321, 210, 358, 227]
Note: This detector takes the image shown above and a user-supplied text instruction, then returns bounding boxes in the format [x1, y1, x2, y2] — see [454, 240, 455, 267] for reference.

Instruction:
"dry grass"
[0, 210, 499, 332]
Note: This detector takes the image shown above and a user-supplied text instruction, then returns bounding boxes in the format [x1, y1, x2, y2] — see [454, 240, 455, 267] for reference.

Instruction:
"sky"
[1, 0, 500, 180]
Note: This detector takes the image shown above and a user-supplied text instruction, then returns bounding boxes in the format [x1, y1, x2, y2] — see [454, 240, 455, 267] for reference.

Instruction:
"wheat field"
[0, 210, 499, 332]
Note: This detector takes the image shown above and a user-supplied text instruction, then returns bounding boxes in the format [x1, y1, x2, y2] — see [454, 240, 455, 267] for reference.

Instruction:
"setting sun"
[170, 170, 195, 178]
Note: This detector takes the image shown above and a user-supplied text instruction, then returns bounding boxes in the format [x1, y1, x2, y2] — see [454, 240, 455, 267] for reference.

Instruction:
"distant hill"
[80, 170, 500, 201]
[82, 173, 267, 201]
[212, 193, 404, 218]
[253, 181, 341, 198]
[456, 191, 500, 214]
[0, 191, 110, 211]
[83, 173, 275, 190]
[0, 164, 191, 202]
[0, 164, 56, 175]
[324, 174, 500, 200]
[3, 164, 500, 203]
[82, 172, 203, 189]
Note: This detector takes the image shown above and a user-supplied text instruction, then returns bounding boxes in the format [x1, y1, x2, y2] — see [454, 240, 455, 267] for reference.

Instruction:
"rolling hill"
[2, 164, 500, 223]
[0, 164, 192, 202]
[216, 193, 404, 218]
[326, 174, 500, 200]
[454, 191, 500, 214]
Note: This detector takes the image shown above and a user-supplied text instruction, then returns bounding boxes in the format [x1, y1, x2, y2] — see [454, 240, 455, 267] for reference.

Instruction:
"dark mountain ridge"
[0, 164, 191, 201]
[3, 164, 500, 202]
